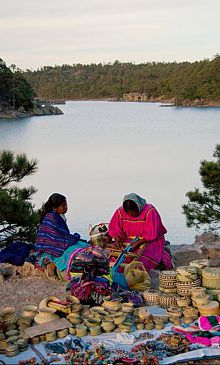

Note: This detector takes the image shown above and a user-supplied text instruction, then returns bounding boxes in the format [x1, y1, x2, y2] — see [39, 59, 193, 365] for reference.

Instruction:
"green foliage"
[0, 150, 39, 247]
[183, 145, 220, 232]
[0, 59, 35, 110]
[23, 55, 220, 101]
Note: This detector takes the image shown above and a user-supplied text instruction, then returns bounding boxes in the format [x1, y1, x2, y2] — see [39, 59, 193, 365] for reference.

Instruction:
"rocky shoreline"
[0, 99, 63, 119]
[122, 93, 220, 107]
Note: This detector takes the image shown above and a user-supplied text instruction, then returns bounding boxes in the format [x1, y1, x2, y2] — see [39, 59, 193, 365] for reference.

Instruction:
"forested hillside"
[24, 55, 220, 102]
[0, 59, 35, 110]
[0, 59, 63, 117]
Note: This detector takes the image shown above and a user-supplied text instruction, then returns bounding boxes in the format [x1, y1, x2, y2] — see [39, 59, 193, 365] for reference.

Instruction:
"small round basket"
[198, 300, 220, 316]
[189, 259, 209, 275]
[176, 296, 191, 307]
[89, 223, 109, 247]
[159, 293, 178, 308]
[143, 290, 160, 305]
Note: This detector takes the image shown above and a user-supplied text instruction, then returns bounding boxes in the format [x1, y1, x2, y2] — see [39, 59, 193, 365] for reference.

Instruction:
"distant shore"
[66, 97, 220, 107]
[1, 98, 219, 120]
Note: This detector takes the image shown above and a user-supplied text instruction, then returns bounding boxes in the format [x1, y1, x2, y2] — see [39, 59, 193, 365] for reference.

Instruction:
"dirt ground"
[0, 266, 67, 313]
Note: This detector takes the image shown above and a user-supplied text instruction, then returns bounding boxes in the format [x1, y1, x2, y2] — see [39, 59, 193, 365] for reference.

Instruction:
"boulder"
[173, 244, 206, 267]
[195, 232, 219, 244]
[203, 241, 220, 259]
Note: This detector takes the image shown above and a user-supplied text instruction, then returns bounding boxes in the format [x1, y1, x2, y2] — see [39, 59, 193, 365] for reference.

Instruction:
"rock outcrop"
[0, 99, 63, 119]
[171, 232, 220, 267]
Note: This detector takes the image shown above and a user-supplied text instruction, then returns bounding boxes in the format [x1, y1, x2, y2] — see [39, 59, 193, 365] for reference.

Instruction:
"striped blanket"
[36, 211, 81, 257]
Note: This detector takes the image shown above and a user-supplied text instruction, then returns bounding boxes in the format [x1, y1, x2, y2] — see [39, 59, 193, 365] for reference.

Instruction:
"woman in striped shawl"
[36, 193, 88, 280]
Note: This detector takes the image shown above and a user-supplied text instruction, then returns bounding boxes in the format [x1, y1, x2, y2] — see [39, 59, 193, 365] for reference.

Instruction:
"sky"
[1, 0, 220, 70]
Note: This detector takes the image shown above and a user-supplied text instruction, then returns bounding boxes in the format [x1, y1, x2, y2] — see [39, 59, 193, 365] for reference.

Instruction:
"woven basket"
[189, 259, 209, 275]
[34, 308, 59, 324]
[143, 290, 160, 305]
[176, 266, 198, 282]
[167, 307, 183, 316]
[183, 307, 198, 319]
[159, 270, 177, 280]
[177, 278, 201, 297]
[22, 305, 38, 317]
[159, 293, 178, 308]
[192, 295, 210, 307]
[101, 299, 121, 312]
[191, 287, 206, 296]
[202, 267, 220, 289]
[176, 296, 191, 307]
[159, 286, 177, 294]
[89, 223, 109, 247]
[159, 271, 177, 291]
[198, 300, 220, 316]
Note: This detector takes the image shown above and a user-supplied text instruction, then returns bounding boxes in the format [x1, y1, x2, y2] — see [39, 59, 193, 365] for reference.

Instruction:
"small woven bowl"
[159, 293, 178, 308]
[176, 297, 191, 307]
[89, 325, 102, 336]
[143, 290, 160, 305]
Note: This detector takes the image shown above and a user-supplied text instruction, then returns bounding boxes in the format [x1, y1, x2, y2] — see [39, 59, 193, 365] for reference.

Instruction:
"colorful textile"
[186, 333, 220, 347]
[36, 211, 86, 257]
[70, 276, 112, 304]
[108, 202, 171, 270]
[38, 241, 89, 272]
[198, 316, 220, 331]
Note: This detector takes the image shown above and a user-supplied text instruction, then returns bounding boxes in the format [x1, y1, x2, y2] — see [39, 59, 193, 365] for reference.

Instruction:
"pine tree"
[0, 150, 39, 247]
[183, 144, 220, 232]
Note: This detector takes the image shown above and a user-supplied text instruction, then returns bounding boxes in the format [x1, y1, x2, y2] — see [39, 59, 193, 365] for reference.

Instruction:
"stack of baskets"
[159, 271, 177, 293]
[176, 266, 201, 297]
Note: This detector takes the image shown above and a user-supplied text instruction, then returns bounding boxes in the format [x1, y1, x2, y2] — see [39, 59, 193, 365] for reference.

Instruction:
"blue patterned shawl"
[36, 211, 81, 257]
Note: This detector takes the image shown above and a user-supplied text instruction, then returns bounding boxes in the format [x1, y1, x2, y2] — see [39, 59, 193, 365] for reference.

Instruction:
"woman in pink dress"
[108, 193, 172, 270]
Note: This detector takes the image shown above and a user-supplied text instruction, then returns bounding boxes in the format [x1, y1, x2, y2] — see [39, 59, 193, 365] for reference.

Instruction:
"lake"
[0, 101, 219, 245]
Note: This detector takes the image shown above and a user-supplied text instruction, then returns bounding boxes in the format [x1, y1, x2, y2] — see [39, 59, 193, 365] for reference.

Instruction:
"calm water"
[0, 101, 219, 244]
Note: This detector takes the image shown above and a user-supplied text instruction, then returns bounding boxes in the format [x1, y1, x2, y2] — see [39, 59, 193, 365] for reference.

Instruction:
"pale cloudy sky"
[1, 0, 219, 70]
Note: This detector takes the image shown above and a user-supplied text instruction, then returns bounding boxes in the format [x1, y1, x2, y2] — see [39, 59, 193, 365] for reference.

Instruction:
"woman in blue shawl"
[36, 193, 88, 280]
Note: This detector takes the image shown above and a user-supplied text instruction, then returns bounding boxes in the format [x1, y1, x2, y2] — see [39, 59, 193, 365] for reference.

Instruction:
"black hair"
[40, 193, 66, 222]
[123, 199, 139, 213]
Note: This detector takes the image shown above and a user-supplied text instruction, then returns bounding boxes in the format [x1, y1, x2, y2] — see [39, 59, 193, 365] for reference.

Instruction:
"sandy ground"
[0, 272, 67, 313]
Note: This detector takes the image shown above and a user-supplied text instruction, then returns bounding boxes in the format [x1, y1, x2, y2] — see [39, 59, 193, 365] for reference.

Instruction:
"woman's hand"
[130, 239, 147, 251]
[114, 236, 125, 250]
